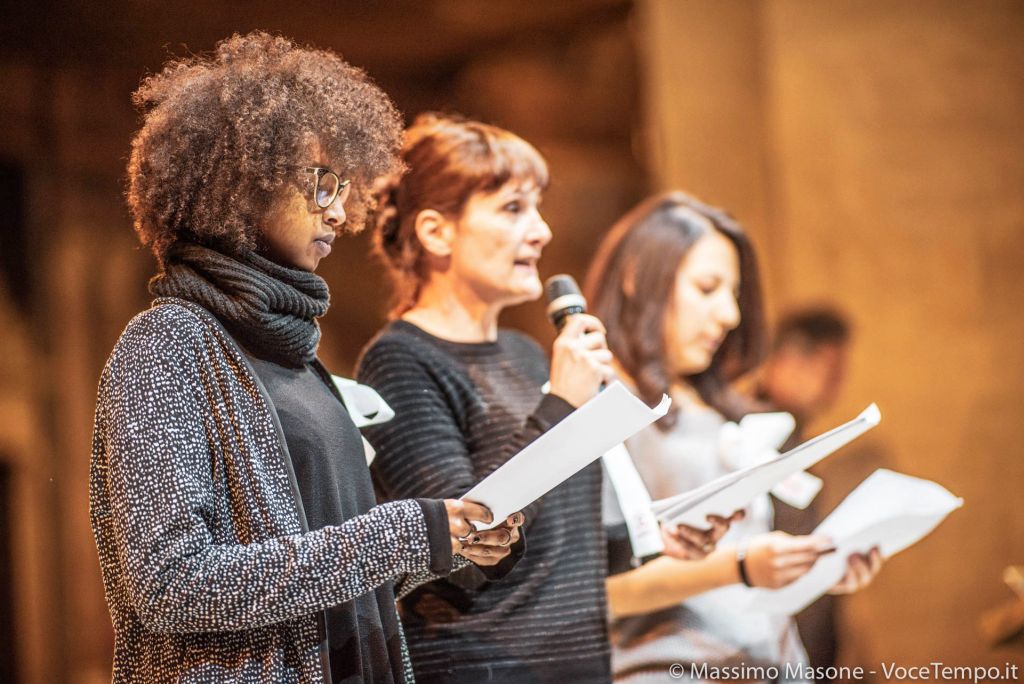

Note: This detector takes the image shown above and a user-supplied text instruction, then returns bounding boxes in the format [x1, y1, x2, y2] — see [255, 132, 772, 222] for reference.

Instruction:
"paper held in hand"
[461, 382, 671, 530]
[744, 469, 963, 615]
[653, 404, 882, 530]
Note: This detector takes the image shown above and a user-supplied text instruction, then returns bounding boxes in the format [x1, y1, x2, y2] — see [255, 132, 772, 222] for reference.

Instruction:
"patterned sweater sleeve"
[92, 311, 436, 634]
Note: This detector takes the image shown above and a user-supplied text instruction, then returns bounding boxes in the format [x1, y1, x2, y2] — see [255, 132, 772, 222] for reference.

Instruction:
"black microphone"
[544, 274, 587, 330]
[544, 274, 661, 564]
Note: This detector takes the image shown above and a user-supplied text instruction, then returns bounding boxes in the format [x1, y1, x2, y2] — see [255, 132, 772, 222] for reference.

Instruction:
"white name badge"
[719, 412, 823, 510]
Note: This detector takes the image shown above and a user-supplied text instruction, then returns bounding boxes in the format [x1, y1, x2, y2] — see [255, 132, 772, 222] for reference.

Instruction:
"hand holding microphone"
[546, 276, 739, 562]
[544, 275, 615, 407]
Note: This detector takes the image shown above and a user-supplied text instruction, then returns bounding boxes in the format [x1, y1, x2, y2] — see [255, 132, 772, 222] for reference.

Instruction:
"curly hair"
[585, 192, 765, 427]
[371, 113, 549, 317]
[127, 31, 403, 266]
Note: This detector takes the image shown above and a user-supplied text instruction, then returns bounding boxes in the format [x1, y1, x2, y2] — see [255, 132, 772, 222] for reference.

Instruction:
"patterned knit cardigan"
[90, 299, 433, 683]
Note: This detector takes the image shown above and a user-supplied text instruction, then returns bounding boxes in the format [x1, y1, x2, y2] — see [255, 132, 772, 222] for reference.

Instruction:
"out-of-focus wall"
[640, 0, 1024, 668]
[0, 61, 152, 683]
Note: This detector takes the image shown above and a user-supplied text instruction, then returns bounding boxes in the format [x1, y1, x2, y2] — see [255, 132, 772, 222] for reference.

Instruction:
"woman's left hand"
[457, 512, 525, 566]
[660, 510, 745, 561]
[828, 547, 884, 594]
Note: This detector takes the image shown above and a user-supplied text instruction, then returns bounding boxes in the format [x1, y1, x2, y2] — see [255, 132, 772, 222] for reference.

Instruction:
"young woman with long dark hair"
[588, 192, 882, 683]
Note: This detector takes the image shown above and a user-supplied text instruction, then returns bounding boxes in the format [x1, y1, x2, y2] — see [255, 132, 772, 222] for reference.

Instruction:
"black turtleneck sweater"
[247, 353, 451, 683]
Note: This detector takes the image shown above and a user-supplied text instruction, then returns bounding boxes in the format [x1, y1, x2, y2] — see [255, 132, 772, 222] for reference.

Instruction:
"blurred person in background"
[756, 308, 851, 438]
[587, 193, 882, 683]
[356, 115, 729, 682]
[756, 308, 853, 680]
[89, 34, 518, 683]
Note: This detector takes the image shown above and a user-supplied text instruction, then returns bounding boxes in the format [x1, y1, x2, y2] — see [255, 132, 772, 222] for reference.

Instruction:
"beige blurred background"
[0, 1, 1021, 681]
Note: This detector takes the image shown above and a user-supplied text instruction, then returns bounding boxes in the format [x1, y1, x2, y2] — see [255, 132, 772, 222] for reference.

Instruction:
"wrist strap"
[639, 552, 662, 565]
[736, 545, 753, 587]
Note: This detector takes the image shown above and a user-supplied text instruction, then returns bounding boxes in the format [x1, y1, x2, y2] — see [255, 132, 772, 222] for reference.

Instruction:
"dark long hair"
[585, 191, 765, 426]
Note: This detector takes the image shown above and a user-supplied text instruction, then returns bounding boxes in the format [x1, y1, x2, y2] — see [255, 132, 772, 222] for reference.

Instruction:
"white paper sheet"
[461, 382, 671, 530]
[745, 469, 963, 614]
[654, 404, 881, 529]
[603, 443, 665, 558]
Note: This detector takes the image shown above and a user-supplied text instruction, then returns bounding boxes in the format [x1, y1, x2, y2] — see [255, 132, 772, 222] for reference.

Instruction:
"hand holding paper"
[745, 469, 963, 614]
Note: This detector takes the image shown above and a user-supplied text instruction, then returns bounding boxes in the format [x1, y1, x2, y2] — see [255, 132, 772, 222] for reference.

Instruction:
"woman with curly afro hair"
[90, 32, 520, 683]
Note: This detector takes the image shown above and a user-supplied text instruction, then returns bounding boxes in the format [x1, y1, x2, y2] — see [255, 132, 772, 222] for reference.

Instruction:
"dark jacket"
[90, 299, 435, 682]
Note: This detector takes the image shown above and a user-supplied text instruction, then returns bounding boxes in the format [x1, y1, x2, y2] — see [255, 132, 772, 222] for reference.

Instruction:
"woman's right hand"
[548, 314, 615, 408]
[741, 531, 834, 589]
[444, 500, 523, 566]
[662, 510, 746, 560]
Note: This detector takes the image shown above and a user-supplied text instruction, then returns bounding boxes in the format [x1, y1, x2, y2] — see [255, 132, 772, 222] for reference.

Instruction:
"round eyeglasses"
[298, 166, 352, 209]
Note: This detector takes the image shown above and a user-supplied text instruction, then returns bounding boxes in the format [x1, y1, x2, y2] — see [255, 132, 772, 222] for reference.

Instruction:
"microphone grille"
[544, 274, 588, 325]
[544, 274, 582, 303]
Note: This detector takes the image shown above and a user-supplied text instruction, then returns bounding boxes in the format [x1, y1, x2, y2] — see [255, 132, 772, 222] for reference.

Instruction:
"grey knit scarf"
[149, 242, 330, 367]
